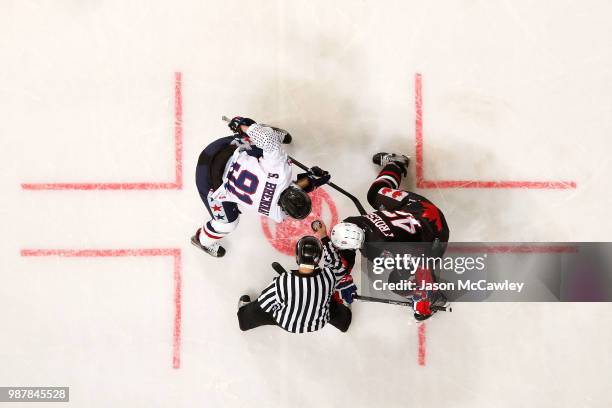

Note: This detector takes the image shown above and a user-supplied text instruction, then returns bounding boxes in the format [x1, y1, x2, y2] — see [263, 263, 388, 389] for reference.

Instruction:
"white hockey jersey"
[211, 124, 293, 223]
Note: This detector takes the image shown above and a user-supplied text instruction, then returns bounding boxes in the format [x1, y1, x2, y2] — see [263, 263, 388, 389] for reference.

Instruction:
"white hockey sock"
[199, 224, 224, 247]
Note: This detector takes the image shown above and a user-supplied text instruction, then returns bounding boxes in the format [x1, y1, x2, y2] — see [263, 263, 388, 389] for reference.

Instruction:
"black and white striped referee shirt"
[257, 237, 353, 333]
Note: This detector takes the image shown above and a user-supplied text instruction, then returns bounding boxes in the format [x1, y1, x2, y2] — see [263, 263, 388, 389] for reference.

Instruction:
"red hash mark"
[20, 248, 183, 369]
[418, 323, 426, 366]
[414, 73, 576, 189]
[414, 73, 576, 365]
[417, 244, 577, 366]
[21, 73, 184, 369]
[21, 72, 183, 190]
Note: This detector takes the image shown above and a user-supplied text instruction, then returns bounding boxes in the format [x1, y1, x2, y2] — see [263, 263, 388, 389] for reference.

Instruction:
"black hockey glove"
[228, 116, 256, 135]
[297, 166, 331, 193]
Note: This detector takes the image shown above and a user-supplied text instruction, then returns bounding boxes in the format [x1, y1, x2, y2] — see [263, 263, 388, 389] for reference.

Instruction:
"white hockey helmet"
[330, 222, 365, 250]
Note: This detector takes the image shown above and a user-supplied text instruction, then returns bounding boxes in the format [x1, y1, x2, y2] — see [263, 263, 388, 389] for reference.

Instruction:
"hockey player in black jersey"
[330, 152, 450, 320]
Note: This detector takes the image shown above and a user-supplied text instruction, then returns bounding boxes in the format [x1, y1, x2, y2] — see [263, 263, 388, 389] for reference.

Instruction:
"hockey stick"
[274, 261, 451, 312]
[271, 261, 287, 275]
[287, 156, 367, 216]
[221, 116, 367, 215]
[353, 294, 452, 313]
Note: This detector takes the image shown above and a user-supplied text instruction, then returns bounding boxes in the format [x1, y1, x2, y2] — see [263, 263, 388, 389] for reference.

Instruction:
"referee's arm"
[257, 277, 283, 313]
[321, 237, 352, 283]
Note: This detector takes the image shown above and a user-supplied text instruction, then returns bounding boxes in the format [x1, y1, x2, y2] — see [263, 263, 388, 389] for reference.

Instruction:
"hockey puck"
[311, 220, 322, 232]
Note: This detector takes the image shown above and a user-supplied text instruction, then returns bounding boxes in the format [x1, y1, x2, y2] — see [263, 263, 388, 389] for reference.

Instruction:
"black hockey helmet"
[295, 235, 323, 269]
[279, 185, 311, 220]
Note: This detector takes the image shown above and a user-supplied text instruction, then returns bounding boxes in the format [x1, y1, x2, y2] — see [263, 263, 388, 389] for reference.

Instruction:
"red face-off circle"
[261, 188, 339, 255]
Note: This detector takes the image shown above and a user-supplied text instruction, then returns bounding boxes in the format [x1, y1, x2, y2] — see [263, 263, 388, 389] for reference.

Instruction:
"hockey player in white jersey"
[192, 116, 331, 257]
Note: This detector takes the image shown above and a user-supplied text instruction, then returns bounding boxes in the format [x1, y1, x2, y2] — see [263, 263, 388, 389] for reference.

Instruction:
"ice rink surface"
[2, 1, 612, 407]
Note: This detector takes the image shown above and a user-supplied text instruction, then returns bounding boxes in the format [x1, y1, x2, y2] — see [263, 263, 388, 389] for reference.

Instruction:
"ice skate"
[237, 295, 251, 309]
[372, 152, 410, 175]
[191, 229, 226, 258]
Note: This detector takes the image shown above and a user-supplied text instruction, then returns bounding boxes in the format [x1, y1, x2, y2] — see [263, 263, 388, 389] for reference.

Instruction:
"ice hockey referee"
[237, 223, 354, 333]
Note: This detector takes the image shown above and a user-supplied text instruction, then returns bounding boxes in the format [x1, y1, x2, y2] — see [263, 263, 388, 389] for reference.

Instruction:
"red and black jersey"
[344, 188, 449, 260]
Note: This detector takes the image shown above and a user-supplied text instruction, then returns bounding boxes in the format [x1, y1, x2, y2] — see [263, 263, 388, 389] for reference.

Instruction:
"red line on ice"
[416, 244, 576, 366]
[172, 250, 182, 369]
[21, 248, 183, 369]
[173, 71, 183, 189]
[415, 73, 424, 186]
[418, 323, 426, 366]
[413, 73, 576, 189]
[414, 74, 577, 366]
[21, 72, 183, 191]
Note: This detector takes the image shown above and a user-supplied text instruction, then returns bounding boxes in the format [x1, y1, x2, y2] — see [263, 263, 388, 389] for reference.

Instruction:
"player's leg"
[328, 299, 352, 332]
[192, 198, 240, 257]
[194, 135, 239, 203]
[192, 136, 242, 257]
[367, 153, 410, 208]
[237, 295, 278, 331]
[193, 157, 230, 257]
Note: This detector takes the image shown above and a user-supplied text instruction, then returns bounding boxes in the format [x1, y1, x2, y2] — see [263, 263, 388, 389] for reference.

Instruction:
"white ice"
[1, 1, 612, 407]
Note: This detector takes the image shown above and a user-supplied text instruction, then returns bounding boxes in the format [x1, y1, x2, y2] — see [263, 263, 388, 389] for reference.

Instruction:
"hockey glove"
[413, 297, 433, 321]
[335, 275, 357, 305]
[297, 166, 331, 193]
[228, 116, 256, 135]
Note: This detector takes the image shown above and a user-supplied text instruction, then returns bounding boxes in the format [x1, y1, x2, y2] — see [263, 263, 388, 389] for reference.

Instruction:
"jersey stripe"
[256, 239, 350, 333]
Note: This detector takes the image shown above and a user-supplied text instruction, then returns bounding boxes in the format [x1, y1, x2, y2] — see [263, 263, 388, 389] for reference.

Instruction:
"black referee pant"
[238, 301, 352, 333]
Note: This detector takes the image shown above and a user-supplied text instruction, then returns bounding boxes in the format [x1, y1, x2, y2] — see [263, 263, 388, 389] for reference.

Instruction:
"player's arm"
[333, 248, 356, 298]
[239, 123, 251, 134]
[296, 166, 331, 192]
[321, 237, 349, 281]
[314, 221, 354, 280]
[228, 116, 289, 150]
[227, 116, 256, 136]
[242, 123, 291, 171]
[257, 276, 284, 313]
[243, 123, 291, 144]
[229, 116, 329, 190]
[245, 123, 286, 151]
[315, 221, 358, 304]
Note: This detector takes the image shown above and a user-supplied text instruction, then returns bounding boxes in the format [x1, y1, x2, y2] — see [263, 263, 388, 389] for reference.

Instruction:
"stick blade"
[271, 262, 287, 275]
